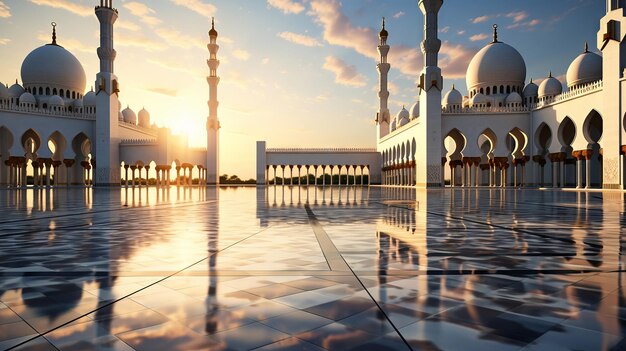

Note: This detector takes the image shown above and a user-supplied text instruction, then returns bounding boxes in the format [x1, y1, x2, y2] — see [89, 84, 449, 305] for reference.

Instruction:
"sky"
[0, 0, 604, 179]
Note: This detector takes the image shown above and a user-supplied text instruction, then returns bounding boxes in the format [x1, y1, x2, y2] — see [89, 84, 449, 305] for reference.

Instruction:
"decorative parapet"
[442, 105, 530, 114]
[534, 80, 603, 109]
[267, 148, 377, 153]
[0, 103, 96, 120]
[120, 138, 157, 145]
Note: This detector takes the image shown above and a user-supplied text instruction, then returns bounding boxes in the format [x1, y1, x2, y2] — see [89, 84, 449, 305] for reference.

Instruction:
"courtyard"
[0, 186, 625, 350]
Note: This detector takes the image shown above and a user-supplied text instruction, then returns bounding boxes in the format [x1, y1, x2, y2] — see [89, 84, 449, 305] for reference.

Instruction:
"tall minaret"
[206, 18, 220, 185]
[376, 18, 390, 140]
[416, 0, 443, 188]
[94, 0, 121, 186]
[598, 1, 625, 188]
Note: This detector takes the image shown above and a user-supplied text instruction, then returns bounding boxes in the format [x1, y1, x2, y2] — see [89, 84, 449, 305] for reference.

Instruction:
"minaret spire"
[51, 22, 57, 45]
[492, 24, 498, 43]
[206, 18, 221, 184]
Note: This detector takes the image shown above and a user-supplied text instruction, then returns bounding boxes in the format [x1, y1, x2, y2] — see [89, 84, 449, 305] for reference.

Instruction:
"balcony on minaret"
[96, 0, 118, 13]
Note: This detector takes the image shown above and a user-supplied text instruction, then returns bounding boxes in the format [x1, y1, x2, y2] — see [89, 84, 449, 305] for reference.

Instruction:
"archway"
[72, 133, 91, 185]
[558, 117, 576, 187]
[21, 129, 42, 185]
[478, 128, 497, 186]
[0, 126, 14, 185]
[444, 128, 466, 186]
[582, 110, 603, 187]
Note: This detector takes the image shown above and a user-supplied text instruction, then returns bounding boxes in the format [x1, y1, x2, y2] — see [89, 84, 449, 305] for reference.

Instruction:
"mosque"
[257, 0, 626, 190]
[0, 0, 221, 187]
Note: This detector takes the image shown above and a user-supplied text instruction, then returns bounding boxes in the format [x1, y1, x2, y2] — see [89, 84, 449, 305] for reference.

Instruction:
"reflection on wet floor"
[0, 185, 625, 350]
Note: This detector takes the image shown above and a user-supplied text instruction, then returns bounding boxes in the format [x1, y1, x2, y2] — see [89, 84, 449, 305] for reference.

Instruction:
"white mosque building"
[258, 0, 626, 190]
[0, 0, 221, 187]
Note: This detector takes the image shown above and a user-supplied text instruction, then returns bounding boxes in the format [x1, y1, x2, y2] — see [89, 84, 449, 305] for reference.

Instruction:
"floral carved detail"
[604, 157, 619, 184]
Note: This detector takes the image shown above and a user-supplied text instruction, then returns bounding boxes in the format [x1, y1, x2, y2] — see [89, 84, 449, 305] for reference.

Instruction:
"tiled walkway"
[0, 186, 625, 350]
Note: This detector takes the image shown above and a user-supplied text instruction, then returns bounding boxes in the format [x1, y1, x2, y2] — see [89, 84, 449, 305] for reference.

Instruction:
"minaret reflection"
[205, 186, 220, 334]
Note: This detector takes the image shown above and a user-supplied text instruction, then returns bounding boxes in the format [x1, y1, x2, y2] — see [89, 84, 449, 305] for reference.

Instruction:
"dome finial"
[212, 17, 215, 30]
[584, 42, 589, 53]
[51, 22, 57, 45]
[549, 71, 552, 78]
[451, 83, 455, 89]
[492, 24, 498, 43]
[382, 17, 385, 30]
[209, 17, 218, 37]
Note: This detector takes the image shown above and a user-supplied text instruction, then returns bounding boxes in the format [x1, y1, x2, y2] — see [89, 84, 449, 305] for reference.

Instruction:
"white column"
[585, 156, 591, 189]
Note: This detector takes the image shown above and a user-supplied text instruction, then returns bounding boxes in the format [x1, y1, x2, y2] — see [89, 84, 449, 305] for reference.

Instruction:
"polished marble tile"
[0, 187, 624, 350]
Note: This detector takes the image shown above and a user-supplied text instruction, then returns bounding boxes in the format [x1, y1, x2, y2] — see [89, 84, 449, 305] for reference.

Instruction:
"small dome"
[138, 107, 150, 127]
[396, 106, 409, 121]
[566, 43, 602, 89]
[470, 93, 487, 106]
[209, 18, 218, 37]
[522, 79, 538, 98]
[390, 118, 397, 132]
[84, 90, 96, 106]
[538, 73, 563, 98]
[73, 98, 83, 108]
[19, 92, 37, 105]
[379, 18, 388, 38]
[466, 25, 526, 94]
[48, 95, 65, 107]
[443, 85, 463, 106]
[505, 92, 522, 104]
[9, 81, 24, 98]
[409, 101, 419, 118]
[0, 83, 10, 99]
[122, 106, 137, 124]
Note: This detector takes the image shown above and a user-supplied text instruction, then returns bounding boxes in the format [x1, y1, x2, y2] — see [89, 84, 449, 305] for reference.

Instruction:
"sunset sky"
[0, 0, 603, 179]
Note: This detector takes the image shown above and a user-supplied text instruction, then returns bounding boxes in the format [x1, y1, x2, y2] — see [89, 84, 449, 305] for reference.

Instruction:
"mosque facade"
[0, 0, 221, 187]
[258, 0, 626, 190]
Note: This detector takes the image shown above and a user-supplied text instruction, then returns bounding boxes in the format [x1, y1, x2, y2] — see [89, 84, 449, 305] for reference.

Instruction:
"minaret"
[206, 18, 220, 185]
[416, 0, 444, 188]
[376, 18, 390, 140]
[598, 0, 626, 188]
[94, 0, 121, 186]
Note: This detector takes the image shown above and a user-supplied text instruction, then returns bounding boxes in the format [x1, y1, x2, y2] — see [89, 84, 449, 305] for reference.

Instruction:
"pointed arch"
[558, 117, 576, 151]
[508, 127, 528, 158]
[444, 128, 467, 161]
[534, 123, 552, 155]
[71, 132, 91, 160]
[21, 129, 42, 157]
[582, 109, 603, 146]
[48, 131, 67, 161]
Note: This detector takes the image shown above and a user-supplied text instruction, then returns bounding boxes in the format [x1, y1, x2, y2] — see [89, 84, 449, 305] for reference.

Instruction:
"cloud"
[506, 11, 529, 23]
[267, 0, 304, 14]
[469, 33, 488, 42]
[393, 11, 404, 19]
[507, 18, 541, 30]
[117, 32, 168, 51]
[148, 58, 201, 76]
[155, 27, 204, 49]
[0, 1, 10, 18]
[37, 33, 92, 53]
[439, 26, 450, 33]
[439, 41, 478, 79]
[261, 58, 270, 65]
[457, 30, 466, 35]
[123, 2, 161, 26]
[233, 49, 250, 61]
[277, 31, 323, 47]
[146, 87, 178, 97]
[170, 0, 216, 19]
[28, 0, 91, 16]
[323, 56, 367, 87]
[471, 15, 491, 24]
[117, 19, 141, 32]
[0, 38, 10, 45]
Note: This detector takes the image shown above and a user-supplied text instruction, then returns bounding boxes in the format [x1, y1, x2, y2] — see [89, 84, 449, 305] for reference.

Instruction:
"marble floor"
[0, 186, 625, 351]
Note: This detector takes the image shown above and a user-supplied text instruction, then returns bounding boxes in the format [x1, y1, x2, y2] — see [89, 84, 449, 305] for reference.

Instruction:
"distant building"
[0, 0, 221, 187]
[258, 0, 625, 190]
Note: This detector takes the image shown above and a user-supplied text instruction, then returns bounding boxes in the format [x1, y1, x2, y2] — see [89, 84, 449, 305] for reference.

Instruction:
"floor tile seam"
[304, 204, 350, 272]
[0, 197, 220, 226]
[303, 205, 413, 351]
[1, 223, 275, 351]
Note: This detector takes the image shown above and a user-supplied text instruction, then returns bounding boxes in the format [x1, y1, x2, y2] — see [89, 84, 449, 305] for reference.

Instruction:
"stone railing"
[442, 105, 530, 114]
[534, 80, 603, 109]
[0, 103, 96, 120]
[120, 138, 158, 145]
[267, 147, 377, 153]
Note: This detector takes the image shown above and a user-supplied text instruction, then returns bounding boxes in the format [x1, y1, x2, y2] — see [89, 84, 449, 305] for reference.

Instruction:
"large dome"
[566, 44, 602, 89]
[21, 43, 86, 97]
[466, 27, 526, 95]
